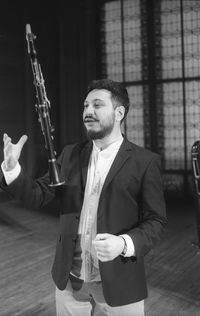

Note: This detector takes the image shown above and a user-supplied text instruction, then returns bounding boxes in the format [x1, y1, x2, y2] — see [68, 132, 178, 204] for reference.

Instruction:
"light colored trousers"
[56, 279, 144, 316]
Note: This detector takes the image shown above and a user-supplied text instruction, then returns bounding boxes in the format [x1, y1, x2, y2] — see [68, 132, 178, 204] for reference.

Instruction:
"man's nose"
[84, 104, 95, 115]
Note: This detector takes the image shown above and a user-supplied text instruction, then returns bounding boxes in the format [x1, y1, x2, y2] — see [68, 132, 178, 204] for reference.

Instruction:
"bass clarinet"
[25, 24, 64, 186]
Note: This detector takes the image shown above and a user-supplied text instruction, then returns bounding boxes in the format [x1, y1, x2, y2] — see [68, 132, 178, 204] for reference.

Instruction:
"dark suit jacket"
[0, 137, 167, 306]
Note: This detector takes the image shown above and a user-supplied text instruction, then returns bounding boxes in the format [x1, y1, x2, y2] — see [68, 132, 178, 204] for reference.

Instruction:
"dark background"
[0, 0, 100, 177]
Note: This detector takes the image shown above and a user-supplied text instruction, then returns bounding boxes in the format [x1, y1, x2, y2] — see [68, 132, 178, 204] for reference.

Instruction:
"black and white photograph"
[0, 1, 200, 315]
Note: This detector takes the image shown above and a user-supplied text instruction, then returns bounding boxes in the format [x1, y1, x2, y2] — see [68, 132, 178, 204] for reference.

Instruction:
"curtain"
[0, 0, 98, 178]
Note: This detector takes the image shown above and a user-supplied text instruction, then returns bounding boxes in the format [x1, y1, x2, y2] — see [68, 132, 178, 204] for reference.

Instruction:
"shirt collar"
[92, 135, 123, 159]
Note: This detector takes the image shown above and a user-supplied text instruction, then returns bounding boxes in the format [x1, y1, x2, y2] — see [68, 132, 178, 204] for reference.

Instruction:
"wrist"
[120, 236, 127, 256]
[1, 161, 21, 185]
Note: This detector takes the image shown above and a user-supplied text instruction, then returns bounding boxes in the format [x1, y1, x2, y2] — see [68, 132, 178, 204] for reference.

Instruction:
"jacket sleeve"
[0, 146, 68, 209]
[129, 155, 167, 258]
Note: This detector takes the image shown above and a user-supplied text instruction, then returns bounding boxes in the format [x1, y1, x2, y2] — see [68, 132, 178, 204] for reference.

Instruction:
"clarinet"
[25, 24, 64, 186]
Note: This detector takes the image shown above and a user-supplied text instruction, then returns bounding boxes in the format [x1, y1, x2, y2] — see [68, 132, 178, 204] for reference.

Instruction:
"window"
[99, 0, 200, 196]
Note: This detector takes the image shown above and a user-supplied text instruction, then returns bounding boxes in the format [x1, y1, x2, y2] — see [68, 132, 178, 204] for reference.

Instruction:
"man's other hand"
[92, 233, 125, 262]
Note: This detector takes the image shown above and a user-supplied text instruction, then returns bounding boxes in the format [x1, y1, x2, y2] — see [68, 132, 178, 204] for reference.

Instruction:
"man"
[1, 79, 167, 315]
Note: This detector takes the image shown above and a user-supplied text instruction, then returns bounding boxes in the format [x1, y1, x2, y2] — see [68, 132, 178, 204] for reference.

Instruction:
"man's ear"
[115, 106, 125, 122]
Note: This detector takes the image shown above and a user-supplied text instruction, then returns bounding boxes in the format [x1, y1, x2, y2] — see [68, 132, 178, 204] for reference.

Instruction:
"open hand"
[3, 133, 28, 171]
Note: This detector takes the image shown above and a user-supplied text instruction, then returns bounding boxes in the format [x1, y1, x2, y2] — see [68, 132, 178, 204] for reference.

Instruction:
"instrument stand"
[191, 141, 200, 253]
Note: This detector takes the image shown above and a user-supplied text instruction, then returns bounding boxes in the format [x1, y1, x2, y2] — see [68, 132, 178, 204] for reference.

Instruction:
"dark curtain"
[0, 0, 99, 178]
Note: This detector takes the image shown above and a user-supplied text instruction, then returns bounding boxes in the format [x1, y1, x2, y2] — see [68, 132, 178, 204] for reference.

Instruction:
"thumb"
[17, 135, 28, 150]
[95, 233, 112, 241]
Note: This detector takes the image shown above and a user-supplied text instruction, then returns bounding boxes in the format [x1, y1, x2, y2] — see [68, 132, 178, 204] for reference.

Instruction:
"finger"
[96, 252, 110, 262]
[4, 140, 12, 152]
[95, 233, 112, 241]
[93, 238, 108, 246]
[93, 243, 107, 252]
[17, 135, 28, 149]
[96, 251, 106, 258]
[3, 133, 8, 142]
[4, 143, 12, 156]
[3, 134, 12, 147]
[92, 239, 108, 250]
[99, 258, 109, 262]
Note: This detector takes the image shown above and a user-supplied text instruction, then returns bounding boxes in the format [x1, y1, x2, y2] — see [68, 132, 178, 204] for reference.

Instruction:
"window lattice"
[101, 0, 146, 147]
[100, 0, 200, 195]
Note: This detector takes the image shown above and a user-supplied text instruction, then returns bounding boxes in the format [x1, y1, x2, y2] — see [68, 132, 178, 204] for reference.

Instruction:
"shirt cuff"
[120, 234, 135, 257]
[1, 161, 21, 185]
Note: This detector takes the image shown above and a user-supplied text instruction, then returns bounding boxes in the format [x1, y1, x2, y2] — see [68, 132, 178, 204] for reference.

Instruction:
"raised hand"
[3, 133, 28, 171]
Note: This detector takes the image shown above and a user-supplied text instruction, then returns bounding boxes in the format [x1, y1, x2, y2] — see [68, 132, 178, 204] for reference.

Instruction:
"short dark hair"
[87, 79, 130, 120]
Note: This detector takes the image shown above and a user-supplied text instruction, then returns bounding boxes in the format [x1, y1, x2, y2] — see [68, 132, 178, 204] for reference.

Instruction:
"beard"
[85, 124, 113, 140]
[84, 113, 115, 140]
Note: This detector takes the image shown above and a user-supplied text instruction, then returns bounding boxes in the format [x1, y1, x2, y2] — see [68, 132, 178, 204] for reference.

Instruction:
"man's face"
[83, 89, 116, 140]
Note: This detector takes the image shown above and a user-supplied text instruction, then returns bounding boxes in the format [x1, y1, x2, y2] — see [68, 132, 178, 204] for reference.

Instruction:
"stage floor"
[0, 192, 200, 316]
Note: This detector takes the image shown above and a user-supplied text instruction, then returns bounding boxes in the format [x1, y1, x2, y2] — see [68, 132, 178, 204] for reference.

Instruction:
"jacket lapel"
[79, 138, 133, 201]
[80, 140, 93, 189]
[99, 138, 132, 204]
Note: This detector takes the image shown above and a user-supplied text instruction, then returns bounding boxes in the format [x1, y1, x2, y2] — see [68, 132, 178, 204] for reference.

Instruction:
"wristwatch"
[121, 236, 127, 256]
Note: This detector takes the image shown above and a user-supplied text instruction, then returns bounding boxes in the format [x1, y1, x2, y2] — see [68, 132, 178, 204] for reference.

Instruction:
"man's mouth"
[84, 118, 98, 123]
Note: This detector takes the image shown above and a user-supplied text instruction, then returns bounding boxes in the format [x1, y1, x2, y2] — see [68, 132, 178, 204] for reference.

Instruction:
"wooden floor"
[145, 198, 200, 316]
[0, 191, 200, 316]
